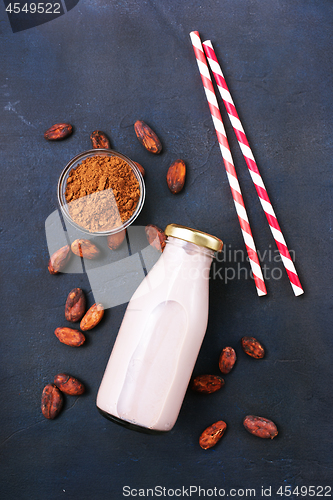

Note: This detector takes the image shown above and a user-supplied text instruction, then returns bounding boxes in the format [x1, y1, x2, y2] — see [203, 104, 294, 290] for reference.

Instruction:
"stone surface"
[1, 1, 332, 498]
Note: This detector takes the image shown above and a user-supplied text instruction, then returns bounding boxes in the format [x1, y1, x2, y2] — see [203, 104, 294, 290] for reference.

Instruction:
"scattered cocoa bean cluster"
[44, 120, 183, 261]
[192, 336, 278, 449]
[43, 236, 106, 419]
[41, 374, 85, 420]
[44, 120, 186, 195]
[133, 120, 186, 194]
[54, 287, 104, 347]
[48, 238, 101, 274]
[48, 225, 166, 280]
[41, 285, 104, 419]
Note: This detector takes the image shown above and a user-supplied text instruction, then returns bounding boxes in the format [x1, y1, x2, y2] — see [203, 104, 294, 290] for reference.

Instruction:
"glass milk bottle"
[96, 224, 223, 433]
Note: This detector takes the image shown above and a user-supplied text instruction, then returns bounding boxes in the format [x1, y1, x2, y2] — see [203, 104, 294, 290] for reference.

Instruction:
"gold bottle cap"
[164, 224, 223, 252]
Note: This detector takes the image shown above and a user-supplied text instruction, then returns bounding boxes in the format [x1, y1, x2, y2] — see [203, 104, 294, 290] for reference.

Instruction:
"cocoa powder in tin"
[65, 155, 140, 232]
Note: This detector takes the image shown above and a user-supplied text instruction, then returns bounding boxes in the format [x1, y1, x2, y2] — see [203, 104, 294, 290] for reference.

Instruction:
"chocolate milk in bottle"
[96, 224, 223, 433]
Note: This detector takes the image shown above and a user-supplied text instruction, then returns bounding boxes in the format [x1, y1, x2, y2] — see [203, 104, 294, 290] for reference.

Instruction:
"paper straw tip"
[292, 285, 304, 297]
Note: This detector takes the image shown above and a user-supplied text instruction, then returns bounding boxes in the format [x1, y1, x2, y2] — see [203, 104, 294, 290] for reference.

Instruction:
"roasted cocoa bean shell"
[54, 327, 86, 347]
[41, 384, 63, 419]
[219, 347, 237, 374]
[145, 224, 166, 252]
[191, 374, 224, 394]
[166, 159, 186, 194]
[199, 421, 227, 449]
[90, 130, 111, 149]
[54, 373, 85, 396]
[71, 239, 100, 259]
[44, 123, 73, 140]
[241, 336, 265, 358]
[107, 230, 126, 250]
[48, 245, 71, 274]
[65, 288, 86, 322]
[134, 120, 162, 154]
[243, 415, 278, 439]
[80, 303, 104, 331]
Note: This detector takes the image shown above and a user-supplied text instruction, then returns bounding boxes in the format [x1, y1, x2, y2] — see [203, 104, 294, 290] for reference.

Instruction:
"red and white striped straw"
[190, 31, 267, 296]
[202, 40, 304, 296]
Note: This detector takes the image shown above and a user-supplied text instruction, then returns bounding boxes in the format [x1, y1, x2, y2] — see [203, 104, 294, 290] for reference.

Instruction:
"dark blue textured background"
[1, 1, 332, 499]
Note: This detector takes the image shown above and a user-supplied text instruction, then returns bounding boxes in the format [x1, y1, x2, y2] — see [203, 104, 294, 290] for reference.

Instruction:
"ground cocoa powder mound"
[65, 155, 140, 232]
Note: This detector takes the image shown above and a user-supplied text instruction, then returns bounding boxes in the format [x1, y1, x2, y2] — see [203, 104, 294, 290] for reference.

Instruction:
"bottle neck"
[165, 236, 215, 259]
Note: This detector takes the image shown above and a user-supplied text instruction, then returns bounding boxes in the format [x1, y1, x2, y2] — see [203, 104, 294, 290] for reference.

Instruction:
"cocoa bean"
[71, 239, 100, 259]
[80, 303, 104, 331]
[54, 373, 85, 396]
[134, 161, 145, 177]
[107, 230, 126, 250]
[219, 346, 237, 374]
[65, 288, 86, 322]
[134, 120, 162, 154]
[145, 224, 166, 252]
[166, 159, 186, 194]
[199, 420, 227, 449]
[48, 245, 71, 274]
[44, 123, 73, 140]
[191, 374, 224, 394]
[241, 336, 265, 358]
[90, 130, 111, 149]
[54, 327, 85, 347]
[41, 384, 63, 419]
[243, 415, 278, 439]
